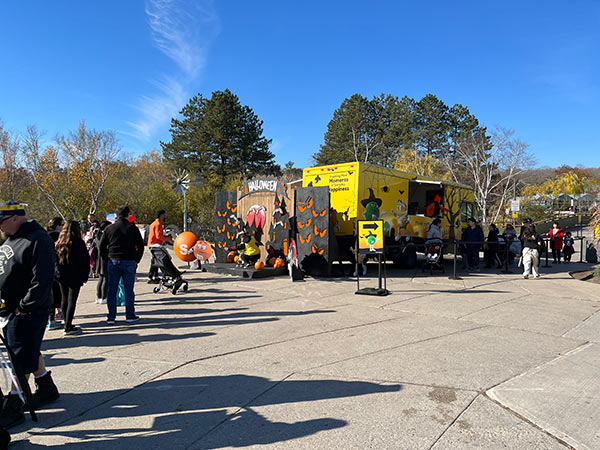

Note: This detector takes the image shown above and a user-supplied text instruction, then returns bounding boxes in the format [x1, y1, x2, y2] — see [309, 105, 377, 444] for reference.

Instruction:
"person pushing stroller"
[147, 210, 172, 283]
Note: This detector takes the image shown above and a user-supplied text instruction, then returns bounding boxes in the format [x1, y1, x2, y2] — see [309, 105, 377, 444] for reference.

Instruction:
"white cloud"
[128, 0, 219, 141]
[125, 76, 187, 140]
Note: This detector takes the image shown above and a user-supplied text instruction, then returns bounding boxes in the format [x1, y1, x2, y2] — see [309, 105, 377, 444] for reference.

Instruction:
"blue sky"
[1, 1, 599, 168]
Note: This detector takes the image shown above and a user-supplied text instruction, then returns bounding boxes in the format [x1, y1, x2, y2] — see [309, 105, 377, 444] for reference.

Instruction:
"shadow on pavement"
[21, 375, 401, 449]
[42, 307, 336, 357]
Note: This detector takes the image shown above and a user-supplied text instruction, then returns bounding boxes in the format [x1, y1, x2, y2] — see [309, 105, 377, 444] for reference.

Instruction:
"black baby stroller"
[422, 239, 445, 274]
[149, 247, 189, 295]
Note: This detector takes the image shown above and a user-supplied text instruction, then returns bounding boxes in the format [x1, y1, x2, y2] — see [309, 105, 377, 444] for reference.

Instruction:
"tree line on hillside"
[2, 88, 594, 229]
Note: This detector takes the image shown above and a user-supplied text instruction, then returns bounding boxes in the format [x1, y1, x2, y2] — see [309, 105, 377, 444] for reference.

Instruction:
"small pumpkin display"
[234, 255, 240, 263]
[273, 257, 285, 269]
[254, 260, 265, 270]
[267, 257, 277, 267]
[227, 251, 237, 263]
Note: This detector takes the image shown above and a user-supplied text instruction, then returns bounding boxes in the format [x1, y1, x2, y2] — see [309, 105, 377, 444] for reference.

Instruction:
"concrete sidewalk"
[9, 254, 600, 449]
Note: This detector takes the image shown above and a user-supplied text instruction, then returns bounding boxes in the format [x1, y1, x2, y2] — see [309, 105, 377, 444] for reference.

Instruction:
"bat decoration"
[298, 233, 312, 244]
[217, 210, 226, 217]
[312, 208, 327, 217]
[313, 225, 327, 237]
[297, 197, 313, 212]
[297, 217, 312, 228]
[216, 224, 225, 233]
[399, 190, 405, 195]
[311, 243, 324, 255]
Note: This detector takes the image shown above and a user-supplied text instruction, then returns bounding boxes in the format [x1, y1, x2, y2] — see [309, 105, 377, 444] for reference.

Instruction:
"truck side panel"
[303, 163, 359, 235]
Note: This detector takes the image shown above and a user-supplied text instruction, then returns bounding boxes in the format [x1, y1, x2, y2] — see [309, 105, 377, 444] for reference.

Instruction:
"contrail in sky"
[127, 0, 219, 141]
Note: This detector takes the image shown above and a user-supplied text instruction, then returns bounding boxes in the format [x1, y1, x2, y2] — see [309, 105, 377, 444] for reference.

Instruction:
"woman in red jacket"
[547, 221, 564, 264]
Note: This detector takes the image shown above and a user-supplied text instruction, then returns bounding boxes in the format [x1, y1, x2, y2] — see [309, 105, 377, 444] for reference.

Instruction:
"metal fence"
[446, 235, 587, 280]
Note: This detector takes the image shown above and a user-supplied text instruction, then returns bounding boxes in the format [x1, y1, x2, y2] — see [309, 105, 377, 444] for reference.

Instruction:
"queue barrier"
[446, 235, 588, 280]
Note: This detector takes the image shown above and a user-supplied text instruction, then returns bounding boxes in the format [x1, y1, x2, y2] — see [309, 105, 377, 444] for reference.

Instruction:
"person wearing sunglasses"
[0, 201, 60, 429]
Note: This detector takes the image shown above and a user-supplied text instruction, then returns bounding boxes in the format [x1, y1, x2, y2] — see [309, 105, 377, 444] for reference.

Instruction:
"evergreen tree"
[161, 89, 277, 182]
[314, 93, 483, 167]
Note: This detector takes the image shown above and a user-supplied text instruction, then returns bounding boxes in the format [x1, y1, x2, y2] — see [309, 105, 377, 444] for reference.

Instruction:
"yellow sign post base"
[355, 220, 389, 296]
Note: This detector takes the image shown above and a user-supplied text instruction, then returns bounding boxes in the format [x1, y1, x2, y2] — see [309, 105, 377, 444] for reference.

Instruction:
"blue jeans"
[107, 259, 137, 320]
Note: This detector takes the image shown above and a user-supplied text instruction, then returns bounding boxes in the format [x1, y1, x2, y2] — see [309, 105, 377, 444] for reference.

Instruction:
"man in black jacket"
[99, 206, 144, 325]
[0, 201, 60, 428]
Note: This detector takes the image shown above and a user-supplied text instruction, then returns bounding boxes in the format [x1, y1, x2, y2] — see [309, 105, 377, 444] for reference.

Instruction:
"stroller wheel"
[172, 287, 178, 295]
[153, 287, 160, 294]
[182, 283, 188, 292]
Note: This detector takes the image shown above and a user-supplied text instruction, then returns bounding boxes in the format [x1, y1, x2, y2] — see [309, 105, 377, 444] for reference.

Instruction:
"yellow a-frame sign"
[357, 220, 384, 254]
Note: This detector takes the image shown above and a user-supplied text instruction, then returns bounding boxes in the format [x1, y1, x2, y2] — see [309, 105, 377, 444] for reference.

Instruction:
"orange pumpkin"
[273, 257, 285, 269]
[267, 257, 277, 266]
[234, 255, 240, 263]
[227, 251, 237, 263]
[254, 261, 265, 270]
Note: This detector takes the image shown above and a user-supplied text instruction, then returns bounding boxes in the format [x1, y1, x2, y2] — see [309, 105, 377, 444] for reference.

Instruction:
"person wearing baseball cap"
[0, 201, 60, 428]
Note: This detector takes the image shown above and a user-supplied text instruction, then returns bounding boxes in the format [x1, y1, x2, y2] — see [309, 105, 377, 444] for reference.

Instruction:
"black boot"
[30, 371, 60, 409]
[0, 394, 25, 429]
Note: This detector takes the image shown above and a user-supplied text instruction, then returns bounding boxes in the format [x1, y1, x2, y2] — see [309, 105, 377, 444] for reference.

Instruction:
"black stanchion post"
[378, 253, 383, 290]
[578, 236, 586, 263]
[448, 240, 461, 280]
[501, 238, 512, 274]
[543, 238, 551, 268]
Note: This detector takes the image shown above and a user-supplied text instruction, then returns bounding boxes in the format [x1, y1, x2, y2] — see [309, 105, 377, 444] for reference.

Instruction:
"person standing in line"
[563, 231, 575, 263]
[461, 217, 484, 272]
[0, 201, 60, 428]
[99, 206, 144, 325]
[547, 221, 564, 264]
[147, 209, 172, 283]
[46, 217, 64, 330]
[55, 220, 90, 336]
[94, 221, 111, 304]
[522, 224, 542, 279]
[484, 223, 501, 268]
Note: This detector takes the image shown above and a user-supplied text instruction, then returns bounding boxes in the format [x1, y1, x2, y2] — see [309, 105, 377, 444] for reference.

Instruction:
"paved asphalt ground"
[7, 246, 600, 449]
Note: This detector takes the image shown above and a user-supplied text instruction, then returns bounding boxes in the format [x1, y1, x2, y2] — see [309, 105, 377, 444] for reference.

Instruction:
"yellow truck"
[302, 162, 475, 267]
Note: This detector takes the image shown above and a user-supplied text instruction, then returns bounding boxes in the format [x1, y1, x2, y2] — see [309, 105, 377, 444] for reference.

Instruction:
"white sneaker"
[534, 274, 541, 278]
[523, 275, 529, 279]
[95, 298, 102, 304]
